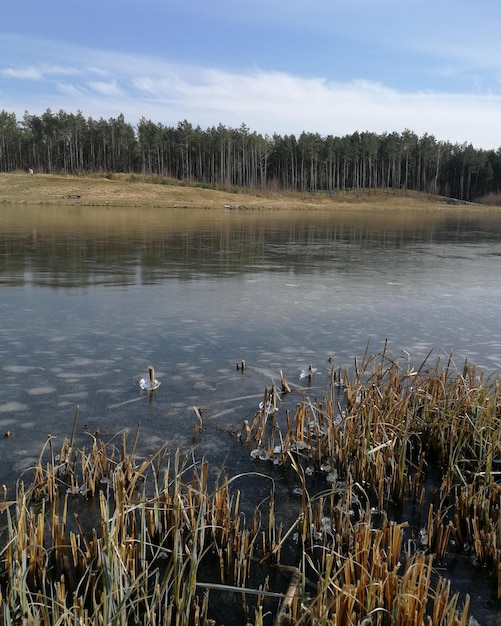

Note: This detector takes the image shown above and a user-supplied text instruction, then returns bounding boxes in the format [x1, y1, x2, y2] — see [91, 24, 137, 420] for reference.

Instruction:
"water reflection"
[2, 205, 501, 620]
[3, 206, 501, 287]
[2, 206, 501, 467]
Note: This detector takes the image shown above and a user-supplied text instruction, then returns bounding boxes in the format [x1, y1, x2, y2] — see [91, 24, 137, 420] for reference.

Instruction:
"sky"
[1, 0, 501, 149]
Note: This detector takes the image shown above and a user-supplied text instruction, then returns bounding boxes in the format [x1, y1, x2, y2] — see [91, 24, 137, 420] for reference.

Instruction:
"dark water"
[2, 205, 501, 622]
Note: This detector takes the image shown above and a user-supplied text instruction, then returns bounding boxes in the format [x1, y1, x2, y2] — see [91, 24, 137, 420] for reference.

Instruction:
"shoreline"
[2, 172, 500, 213]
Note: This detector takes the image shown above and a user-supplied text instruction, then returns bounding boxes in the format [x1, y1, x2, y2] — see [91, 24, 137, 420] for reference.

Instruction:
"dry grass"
[1, 172, 498, 212]
[2, 345, 496, 625]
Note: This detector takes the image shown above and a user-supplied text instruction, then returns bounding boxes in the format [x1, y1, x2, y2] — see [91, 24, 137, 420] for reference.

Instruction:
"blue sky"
[1, 0, 501, 149]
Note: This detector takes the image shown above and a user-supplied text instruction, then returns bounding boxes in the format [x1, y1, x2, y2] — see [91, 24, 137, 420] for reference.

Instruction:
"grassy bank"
[1, 172, 496, 212]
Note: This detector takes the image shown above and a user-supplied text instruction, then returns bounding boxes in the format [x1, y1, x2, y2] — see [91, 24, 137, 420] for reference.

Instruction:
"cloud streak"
[1, 37, 500, 150]
[1, 63, 81, 80]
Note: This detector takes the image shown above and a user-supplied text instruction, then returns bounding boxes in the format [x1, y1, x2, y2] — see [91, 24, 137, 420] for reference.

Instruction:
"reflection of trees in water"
[2, 212, 501, 287]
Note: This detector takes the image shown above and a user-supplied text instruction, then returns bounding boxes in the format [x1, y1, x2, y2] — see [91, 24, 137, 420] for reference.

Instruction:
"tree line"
[1, 108, 500, 202]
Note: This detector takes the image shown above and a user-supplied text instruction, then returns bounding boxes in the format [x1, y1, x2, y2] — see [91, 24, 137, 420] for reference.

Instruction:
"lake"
[2, 204, 501, 622]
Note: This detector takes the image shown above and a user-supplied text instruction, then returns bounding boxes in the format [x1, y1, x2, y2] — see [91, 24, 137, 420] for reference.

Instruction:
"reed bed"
[1, 345, 498, 624]
[241, 344, 501, 616]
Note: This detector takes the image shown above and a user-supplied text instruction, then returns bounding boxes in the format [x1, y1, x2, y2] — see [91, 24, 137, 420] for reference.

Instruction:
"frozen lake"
[2, 205, 501, 482]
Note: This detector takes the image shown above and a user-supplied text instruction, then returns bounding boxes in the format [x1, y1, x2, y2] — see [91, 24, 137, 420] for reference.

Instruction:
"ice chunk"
[139, 365, 160, 391]
[139, 377, 161, 391]
[300, 365, 317, 379]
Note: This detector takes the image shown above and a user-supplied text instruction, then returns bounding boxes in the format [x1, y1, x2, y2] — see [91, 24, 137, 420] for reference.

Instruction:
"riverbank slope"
[0, 172, 497, 212]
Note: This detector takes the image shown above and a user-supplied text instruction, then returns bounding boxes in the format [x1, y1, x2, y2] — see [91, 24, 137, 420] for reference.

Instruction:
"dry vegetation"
[1, 172, 498, 212]
[1, 345, 499, 625]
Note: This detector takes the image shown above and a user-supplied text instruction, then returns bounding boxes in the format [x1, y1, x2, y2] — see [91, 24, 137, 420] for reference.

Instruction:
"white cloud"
[1, 63, 81, 80]
[88, 80, 124, 98]
[57, 82, 89, 97]
[1, 37, 501, 149]
[127, 66, 501, 148]
[2, 66, 43, 80]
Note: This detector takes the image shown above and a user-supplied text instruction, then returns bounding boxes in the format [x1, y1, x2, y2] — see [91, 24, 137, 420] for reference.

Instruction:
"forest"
[1, 108, 501, 203]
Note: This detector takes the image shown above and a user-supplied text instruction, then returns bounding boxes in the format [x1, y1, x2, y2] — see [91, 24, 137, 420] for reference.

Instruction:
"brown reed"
[3, 345, 495, 624]
[240, 346, 501, 611]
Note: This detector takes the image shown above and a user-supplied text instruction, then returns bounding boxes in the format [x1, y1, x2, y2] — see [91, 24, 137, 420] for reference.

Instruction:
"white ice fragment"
[273, 445, 282, 454]
[257, 449, 270, 461]
[259, 400, 278, 413]
[419, 528, 429, 547]
[139, 366, 161, 391]
[300, 365, 317, 380]
[250, 448, 271, 462]
[139, 377, 161, 391]
[326, 470, 338, 483]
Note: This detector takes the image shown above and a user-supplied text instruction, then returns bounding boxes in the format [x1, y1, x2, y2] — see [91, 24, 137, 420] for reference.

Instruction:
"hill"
[0, 172, 497, 212]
